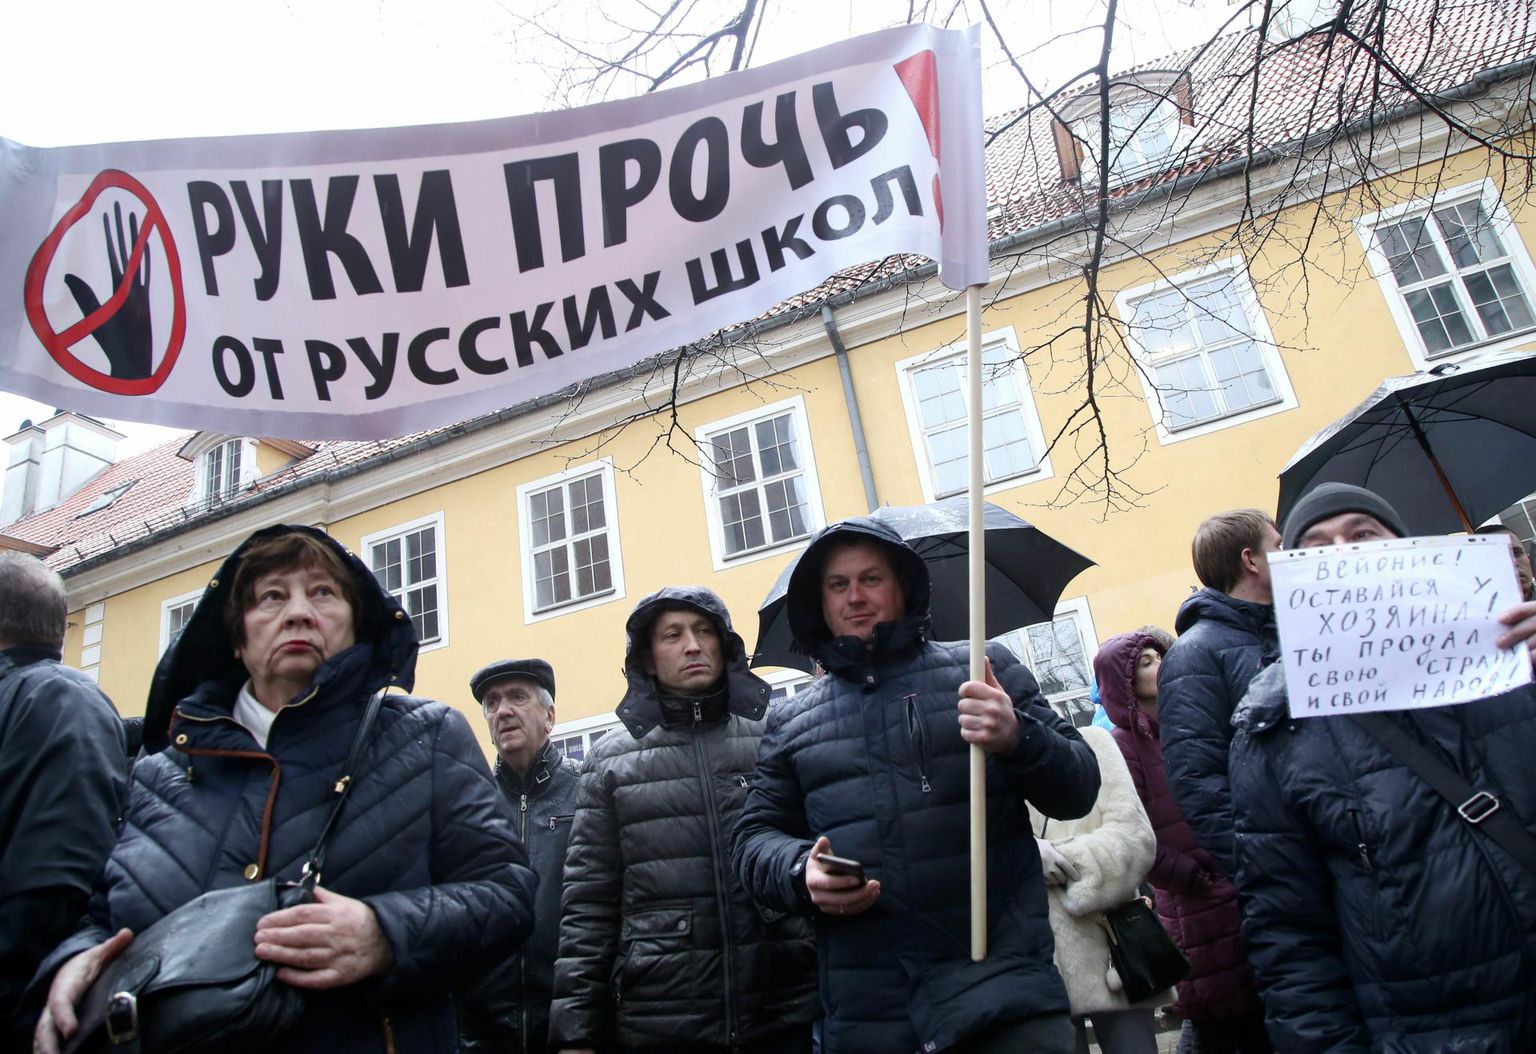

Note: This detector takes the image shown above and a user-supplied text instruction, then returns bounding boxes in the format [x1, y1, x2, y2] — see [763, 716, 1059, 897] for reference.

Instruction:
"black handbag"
[1102, 895, 1190, 1004]
[64, 689, 385, 1054]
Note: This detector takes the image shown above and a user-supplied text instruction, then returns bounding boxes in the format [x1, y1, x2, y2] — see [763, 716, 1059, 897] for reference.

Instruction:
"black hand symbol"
[63, 201, 154, 380]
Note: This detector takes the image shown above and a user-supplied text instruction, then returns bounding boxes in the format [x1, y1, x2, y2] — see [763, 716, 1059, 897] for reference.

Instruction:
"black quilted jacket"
[548, 586, 818, 1049]
[1232, 664, 1536, 1051]
[459, 741, 581, 1053]
[730, 517, 1102, 1054]
[1157, 587, 1278, 875]
[38, 525, 536, 1054]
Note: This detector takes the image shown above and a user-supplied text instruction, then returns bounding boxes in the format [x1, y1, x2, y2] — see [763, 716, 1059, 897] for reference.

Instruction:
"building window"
[1054, 72, 1193, 187]
[763, 669, 814, 706]
[551, 716, 623, 763]
[698, 397, 825, 568]
[204, 439, 243, 501]
[159, 590, 201, 655]
[1363, 188, 1536, 362]
[897, 330, 1051, 501]
[1117, 261, 1296, 442]
[991, 599, 1098, 727]
[517, 460, 626, 621]
[362, 513, 447, 648]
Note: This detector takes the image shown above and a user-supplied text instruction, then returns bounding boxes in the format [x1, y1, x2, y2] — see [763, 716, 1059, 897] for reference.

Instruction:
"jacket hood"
[617, 585, 768, 737]
[142, 524, 418, 753]
[1173, 587, 1274, 637]
[1095, 630, 1163, 740]
[784, 516, 932, 660]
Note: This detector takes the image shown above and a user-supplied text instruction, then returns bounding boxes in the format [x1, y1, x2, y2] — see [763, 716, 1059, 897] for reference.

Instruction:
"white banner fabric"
[1270, 534, 1532, 718]
[0, 24, 986, 440]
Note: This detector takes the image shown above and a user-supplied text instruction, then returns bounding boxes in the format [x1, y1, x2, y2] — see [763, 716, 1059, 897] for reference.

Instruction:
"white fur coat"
[1029, 724, 1169, 1014]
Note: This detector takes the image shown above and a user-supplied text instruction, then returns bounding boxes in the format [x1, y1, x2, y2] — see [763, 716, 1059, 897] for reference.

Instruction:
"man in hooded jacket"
[549, 586, 817, 1054]
[1231, 483, 1536, 1052]
[731, 518, 1101, 1054]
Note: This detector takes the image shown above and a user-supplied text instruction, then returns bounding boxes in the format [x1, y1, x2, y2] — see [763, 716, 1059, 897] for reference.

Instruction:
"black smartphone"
[818, 853, 867, 884]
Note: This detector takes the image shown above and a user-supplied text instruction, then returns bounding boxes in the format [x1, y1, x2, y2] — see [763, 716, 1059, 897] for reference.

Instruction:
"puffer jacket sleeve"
[1115, 729, 1210, 898]
[549, 751, 623, 1047]
[732, 702, 815, 915]
[364, 706, 536, 996]
[1231, 723, 1371, 1053]
[1055, 728, 1156, 918]
[1, 668, 124, 1033]
[1159, 638, 1238, 874]
[988, 644, 1100, 821]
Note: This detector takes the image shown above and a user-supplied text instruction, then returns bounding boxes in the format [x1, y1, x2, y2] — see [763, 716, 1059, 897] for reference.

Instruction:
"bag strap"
[301, 688, 387, 887]
[1354, 712, 1536, 879]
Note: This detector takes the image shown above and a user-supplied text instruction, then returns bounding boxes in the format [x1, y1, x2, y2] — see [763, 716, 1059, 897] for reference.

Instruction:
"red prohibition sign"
[23, 169, 187, 396]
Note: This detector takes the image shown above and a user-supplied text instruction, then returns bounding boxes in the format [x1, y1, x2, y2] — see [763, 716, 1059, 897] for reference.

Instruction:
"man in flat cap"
[460, 658, 580, 1054]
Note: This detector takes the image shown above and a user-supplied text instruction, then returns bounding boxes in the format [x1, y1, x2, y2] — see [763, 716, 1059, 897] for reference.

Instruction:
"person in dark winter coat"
[1158, 509, 1281, 876]
[732, 517, 1101, 1054]
[0, 553, 126, 1050]
[1232, 483, 1536, 1052]
[549, 586, 818, 1054]
[33, 525, 536, 1054]
[1097, 631, 1271, 1054]
[460, 658, 581, 1054]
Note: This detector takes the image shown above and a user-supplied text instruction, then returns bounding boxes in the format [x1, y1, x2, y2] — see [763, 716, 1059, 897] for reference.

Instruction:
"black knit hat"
[470, 658, 556, 703]
[1282, 483, 1409, 549]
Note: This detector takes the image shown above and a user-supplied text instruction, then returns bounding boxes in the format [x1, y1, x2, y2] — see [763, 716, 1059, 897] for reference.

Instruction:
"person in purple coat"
[1095, 630, 1272, 1054]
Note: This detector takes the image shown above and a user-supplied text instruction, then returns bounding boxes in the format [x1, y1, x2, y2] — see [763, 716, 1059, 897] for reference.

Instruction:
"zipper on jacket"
[904, 694, 932, 793]
[1346, 807, 1372, 872]
[518, 791, 529, 1054]
[693, 730, 740, 1044]
[549, 813, 574, 830]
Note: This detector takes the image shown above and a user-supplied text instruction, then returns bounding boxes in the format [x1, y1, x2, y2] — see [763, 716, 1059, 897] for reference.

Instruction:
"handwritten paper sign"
[1270, 534, 1532, 717]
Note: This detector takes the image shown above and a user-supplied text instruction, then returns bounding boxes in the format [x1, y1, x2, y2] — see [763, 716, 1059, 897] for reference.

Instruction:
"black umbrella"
[751, 497, 1095, 671]
[1277, 350, 1536, 535]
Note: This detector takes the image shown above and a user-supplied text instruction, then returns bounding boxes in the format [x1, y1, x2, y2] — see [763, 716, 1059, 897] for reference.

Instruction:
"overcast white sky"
[0, 0, 1243, 460]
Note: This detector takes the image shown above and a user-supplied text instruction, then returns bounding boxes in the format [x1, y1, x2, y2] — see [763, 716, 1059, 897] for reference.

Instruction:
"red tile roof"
[8, 0, 1532, 574]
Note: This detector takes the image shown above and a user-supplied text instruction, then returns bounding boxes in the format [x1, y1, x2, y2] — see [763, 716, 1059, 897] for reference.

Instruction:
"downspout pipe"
[822, 305, 880, 513]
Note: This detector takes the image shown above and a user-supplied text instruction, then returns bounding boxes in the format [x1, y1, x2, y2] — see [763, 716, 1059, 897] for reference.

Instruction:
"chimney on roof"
[2, 412, 125, 525]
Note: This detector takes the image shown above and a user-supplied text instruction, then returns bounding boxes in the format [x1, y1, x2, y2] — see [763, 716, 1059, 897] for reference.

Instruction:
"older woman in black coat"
[34, 525, 535, 1054]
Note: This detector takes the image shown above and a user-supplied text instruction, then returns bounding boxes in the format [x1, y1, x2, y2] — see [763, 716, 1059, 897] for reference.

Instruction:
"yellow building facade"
[14, 26, 1535, 761]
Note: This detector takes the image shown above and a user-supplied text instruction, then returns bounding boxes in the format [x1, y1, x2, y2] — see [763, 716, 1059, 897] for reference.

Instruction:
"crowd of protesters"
[3, 483, 1536, 1054]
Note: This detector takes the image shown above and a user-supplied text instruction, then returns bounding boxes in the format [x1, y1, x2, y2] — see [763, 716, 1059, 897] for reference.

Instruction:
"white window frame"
[1355, 178, 1536, 371]
[159, 587, 202, 655]
[990, 596, 1100, 726]
[516, 458, 627, 623]
[550, 712, 624, 764]
[361, 511, 449, 653]
[1116, 257, 1297, 444]
[1062, 75, 1194, 190]
[760, 667, 815, 705]
[896, 326, 1054, 503]
[696, 396, 826, 571]
[183, 435, 256, 508]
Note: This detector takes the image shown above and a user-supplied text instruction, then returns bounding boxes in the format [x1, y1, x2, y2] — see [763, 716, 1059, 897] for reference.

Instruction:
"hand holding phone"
[816, 853, 866, 885]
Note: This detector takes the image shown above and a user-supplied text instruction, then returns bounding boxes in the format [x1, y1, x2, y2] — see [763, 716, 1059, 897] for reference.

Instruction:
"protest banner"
[0, 24, 985, 440]
[1270, 534, 1532, 717]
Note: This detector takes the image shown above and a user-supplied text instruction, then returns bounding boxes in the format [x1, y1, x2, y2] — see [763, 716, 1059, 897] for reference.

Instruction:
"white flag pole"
[966, 282, 987, 961]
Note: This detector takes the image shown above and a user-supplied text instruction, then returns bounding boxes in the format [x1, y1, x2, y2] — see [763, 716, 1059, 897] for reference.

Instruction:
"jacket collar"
[0, 643, 62, 673]
[815, 612, 927, 682]
[1174, 587, 1275, 638]
[495, 739, 564, 796]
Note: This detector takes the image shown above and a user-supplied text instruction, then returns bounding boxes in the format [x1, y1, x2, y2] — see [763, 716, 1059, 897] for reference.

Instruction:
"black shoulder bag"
[1038, 818, 1190, 1003]
[1354, 711, 1536, 879]
[65, 690, 386, 1054]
